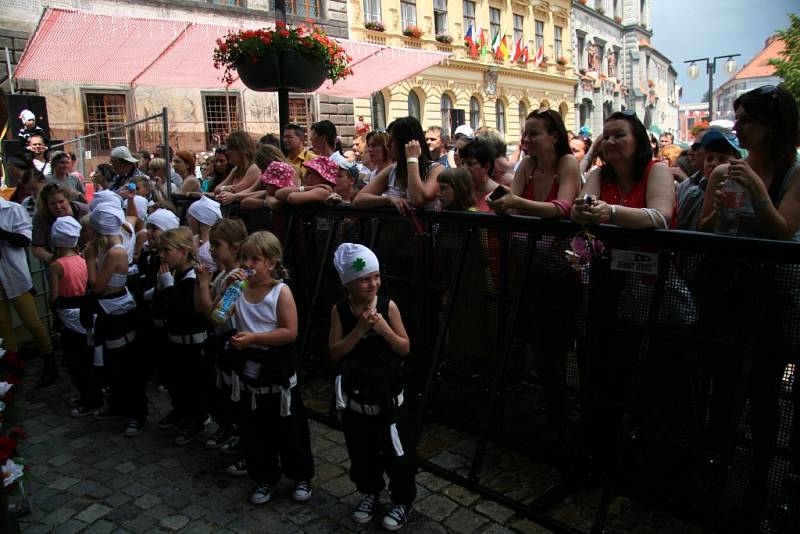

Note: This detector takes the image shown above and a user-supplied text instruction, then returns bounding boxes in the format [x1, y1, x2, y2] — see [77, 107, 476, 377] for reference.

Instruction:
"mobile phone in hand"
[488, 185, 507, 201]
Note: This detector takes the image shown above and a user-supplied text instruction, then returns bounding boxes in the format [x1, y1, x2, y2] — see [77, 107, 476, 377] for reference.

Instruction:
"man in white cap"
[328, 243, 415, 531]
[17, 109, 47, 143]
[109, 146, 148, 192]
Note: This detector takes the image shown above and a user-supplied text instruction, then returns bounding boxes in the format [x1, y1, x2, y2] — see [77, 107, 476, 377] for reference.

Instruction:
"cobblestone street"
[16, 357, 546, 534]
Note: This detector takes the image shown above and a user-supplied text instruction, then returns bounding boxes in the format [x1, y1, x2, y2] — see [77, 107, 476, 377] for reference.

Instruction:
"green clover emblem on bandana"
[352, 258, 366, 271]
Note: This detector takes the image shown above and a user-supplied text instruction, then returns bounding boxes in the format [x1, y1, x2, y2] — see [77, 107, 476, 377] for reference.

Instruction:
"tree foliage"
[769, 13, 800, 106]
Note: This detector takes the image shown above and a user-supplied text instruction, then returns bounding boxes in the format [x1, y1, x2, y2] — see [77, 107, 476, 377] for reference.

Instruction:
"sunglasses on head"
[620, 109, 637, 118]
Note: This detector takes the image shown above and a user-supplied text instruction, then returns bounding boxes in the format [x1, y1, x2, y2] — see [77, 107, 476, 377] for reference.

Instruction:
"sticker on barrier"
[610, 250, 659, 274]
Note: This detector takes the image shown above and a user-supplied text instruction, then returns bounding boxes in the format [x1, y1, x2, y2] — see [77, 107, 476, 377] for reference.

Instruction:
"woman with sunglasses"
[571, 110, 675, 229]
[699, 85, 800, 240]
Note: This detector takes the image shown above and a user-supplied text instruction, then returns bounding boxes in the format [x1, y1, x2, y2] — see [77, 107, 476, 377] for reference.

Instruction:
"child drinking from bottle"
[329, 243, 415, 531]
[195, 218, 248, 458]
[229, 231, 314, 505]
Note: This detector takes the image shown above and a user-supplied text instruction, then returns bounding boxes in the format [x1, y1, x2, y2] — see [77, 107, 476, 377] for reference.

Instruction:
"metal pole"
[4, 47, 15, 94]
[162, 107, 171, 198]
[78, 137, 86, 185]
[707, 60, 715, 121]
[275, 0, 290, 149]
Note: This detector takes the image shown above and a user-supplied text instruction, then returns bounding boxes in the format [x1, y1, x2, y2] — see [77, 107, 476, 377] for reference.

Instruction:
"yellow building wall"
[349, 0, 575, 140]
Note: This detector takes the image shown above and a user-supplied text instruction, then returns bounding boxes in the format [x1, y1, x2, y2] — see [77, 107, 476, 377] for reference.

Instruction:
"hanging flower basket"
[556, 56, 568, 66]
[213, 22, 353, 91]
[435, 33, 453, 44]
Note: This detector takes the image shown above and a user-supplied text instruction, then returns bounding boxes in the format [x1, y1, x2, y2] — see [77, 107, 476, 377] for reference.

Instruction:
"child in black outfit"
[329, 243, 415, 531]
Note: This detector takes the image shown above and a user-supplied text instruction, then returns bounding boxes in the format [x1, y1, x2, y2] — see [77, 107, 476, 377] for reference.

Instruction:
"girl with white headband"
[85, 203, 148, 437]
[49, 216, 102, 417]
[328, 243, 415, 531]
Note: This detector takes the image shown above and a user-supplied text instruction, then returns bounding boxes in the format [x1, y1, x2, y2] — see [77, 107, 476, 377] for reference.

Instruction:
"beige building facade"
[348, 0, 576, 141]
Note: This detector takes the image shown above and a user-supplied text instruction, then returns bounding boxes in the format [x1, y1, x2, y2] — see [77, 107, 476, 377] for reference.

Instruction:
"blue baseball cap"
[700, 130, 741, 155]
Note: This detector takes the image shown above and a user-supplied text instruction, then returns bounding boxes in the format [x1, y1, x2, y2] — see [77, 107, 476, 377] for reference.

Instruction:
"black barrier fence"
[175, 198, 800, 533]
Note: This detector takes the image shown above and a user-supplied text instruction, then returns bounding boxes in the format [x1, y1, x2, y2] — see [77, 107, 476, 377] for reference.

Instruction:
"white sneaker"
[352, 493, 377, 524]
[381, 503, 409, 531]
[249, 483, 275, 505]
[226, 458, 248, 476]
[292, 481, 312, 502]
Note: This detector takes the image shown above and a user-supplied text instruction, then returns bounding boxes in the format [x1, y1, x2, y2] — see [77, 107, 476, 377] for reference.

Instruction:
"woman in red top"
[571, 111, 674, 228]
[487, 109, 579, 217]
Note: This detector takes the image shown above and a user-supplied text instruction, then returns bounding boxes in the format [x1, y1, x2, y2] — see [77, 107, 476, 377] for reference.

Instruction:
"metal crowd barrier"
[173, 198, 800, 534]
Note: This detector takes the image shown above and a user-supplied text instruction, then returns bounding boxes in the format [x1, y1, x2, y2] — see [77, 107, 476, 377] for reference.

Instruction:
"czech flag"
[464, 23, 478, 57]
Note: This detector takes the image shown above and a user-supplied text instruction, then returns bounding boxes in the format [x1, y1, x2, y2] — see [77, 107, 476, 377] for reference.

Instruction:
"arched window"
[469, 96, 480, 129]
[440, 94, 453, 134]
[371, 92, 386, 131]
[518, 101, 528, 130]
[495, 99, 506, 135]
[407, 91, 421, 120]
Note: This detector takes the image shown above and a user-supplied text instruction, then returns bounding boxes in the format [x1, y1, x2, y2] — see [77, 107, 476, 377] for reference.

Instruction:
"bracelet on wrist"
[299, 185, 305, 192]
[609, 204, 617, 223]
[406, 157, 419, 164]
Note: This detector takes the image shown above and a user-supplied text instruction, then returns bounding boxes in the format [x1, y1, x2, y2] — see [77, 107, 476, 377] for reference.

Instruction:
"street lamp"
[683, 54, 740, 120]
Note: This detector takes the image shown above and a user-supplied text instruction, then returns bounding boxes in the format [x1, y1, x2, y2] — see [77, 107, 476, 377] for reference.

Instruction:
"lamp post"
[684, 54, 740, 121]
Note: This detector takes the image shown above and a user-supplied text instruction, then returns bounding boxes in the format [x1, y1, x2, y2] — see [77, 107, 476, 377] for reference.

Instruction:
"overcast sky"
[650, 0, 795, 103]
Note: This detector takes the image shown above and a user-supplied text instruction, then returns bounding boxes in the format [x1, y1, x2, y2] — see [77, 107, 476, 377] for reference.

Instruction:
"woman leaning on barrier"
[700, 85, 800, 499]
[214, 131, 261, 204]
[570, 111, 675, 229]
[488, 109, 581, 439]
[352, 116, 443, 212]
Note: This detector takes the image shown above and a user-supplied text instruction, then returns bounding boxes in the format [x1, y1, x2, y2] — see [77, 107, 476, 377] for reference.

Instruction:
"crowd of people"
[0, 84, 798, 528]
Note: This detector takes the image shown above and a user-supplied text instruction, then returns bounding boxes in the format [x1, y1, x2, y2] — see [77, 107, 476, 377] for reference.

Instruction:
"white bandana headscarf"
[186, 196, 222, 227]
[333, 243, 380, 285]
[51, 216, 82, 248]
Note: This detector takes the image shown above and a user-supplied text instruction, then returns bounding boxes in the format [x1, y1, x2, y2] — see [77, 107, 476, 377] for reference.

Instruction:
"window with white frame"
[440, 94, 453, 134]
[401, 0, 417, 27]
[408, 91, 421, 120]
[489, 8, 501, 41]
[434, 0, 447, 35]
[513, 14, 524, 44]
[554, 26, 563, 58]
[495, 100, 506, 134]
[462, 1, 475, 32]
[535, 20, 544, 51]
[363, 0, 381, 22]
[469, 96, 480, 129]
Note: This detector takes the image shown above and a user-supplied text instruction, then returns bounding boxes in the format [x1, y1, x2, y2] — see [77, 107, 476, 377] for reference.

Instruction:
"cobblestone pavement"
[17, 356, 698, 534]
[16, 357, 549, 534]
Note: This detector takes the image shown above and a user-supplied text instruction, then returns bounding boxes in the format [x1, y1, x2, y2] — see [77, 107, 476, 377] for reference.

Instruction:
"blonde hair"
[160, 227, 197, 263]
[254, 144, 289, 172]
[239, 231, 289, 282]
[226, 131, 257, 182]
[209, 218, 248, 248]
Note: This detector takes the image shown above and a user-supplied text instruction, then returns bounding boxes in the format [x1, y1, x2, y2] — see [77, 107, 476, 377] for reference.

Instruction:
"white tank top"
[234, 282, 284, 350]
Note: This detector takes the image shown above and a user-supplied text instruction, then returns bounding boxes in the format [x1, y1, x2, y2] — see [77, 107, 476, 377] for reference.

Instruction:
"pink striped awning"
[14, 8, 451, 98]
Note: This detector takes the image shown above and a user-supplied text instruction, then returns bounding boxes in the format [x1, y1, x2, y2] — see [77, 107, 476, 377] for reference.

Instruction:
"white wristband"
[157, 272, 174, 289]
[406, 157, 419, 164]
[299, 186, 305, 192]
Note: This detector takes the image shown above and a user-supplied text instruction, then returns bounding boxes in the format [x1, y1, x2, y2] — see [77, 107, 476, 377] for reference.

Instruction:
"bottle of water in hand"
[715, 179, 747, 235]
[211, 269, 255, 324]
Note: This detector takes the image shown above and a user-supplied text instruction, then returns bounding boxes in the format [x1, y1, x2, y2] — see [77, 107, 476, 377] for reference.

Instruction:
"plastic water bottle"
[715, 179, 747, 235]
[211, 269, 255, 324]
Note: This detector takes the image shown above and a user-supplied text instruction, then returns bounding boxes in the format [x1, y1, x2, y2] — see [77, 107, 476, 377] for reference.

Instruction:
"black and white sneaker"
[220, 435, 244, 456]
[70, 403, 103, 418]
[93, 407, 123, 421]
[381, 503, 410, 531]
[174, 420, 205, 446]
[226, 458, 248, 476]
[292, 481, 312, 502]
[352, 493, 377, 524]
[124, 418, 146, 438]
[249, 483, 275, 505]
[157, 410, 182, 430]
[205, 427, 236, 450]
